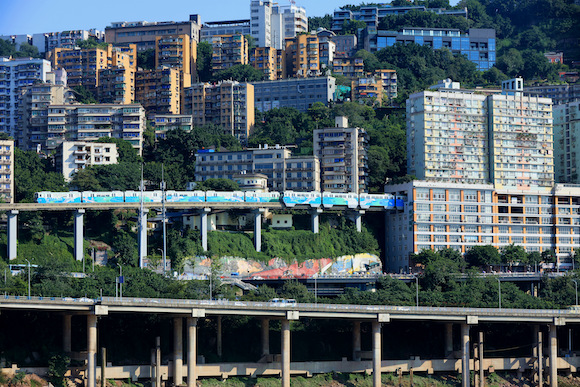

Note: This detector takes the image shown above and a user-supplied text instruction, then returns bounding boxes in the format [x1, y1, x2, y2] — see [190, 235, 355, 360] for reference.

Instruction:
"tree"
[72, 85, 98, 104]
[501, 244, 528, 268]
[194, 178, 240, 191]
[13, 43, 41, 58]
[96, 137, 141, 163]
[70, 168, 102, 191]
[196, 41, 213, 82]
[341, 20, 367, 35]
[212, 64, 264, 82]
[112, 231, 138, 267]
[137, 49, 155, 70]
[76, 37, 108, 50]
[309, 15, 333, 31]
[464, 245, 501, 269]
[15, 148, 67, 202]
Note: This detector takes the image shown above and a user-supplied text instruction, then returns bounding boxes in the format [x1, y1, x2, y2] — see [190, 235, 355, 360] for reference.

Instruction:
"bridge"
[0, 296, 577, 387]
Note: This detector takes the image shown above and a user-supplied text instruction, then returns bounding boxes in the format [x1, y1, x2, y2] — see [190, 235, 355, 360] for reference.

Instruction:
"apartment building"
[97, 66, 135, 104]
[332, 5, 467, 33]
[332, 35, 357, 58]
[407, 78, 554, 189]
[352, 75, 384, 106]
[104, 15, 202, 51]
[376, 69, 397, 100]
[200, 20, 251, 43]
[32, 29, 105, 54]
[195, 145, 320, 192]
[313, 116, 368, 193]
[183, 81, 254, 144]
[250, 1, 308, 50]
[384, 180, 580, 272]
[211, 34, 249, 71]
[332, 57, 364, 79]
[151, 114, 193, 140]
[525, 84, 580, 106]
[56, 141, 119, 182]
[319, 40, 336, 69]
[285, 34, 320, 78]
[135, 67, 181, 116]
[18, 80, 76, 151]
[250, 46, 286, 80]
[155, 34, 196, 86]
[364, 27, 496, 71]
[253, 76, 336, 112]
[0, 57, 52, 139]
[42, 104, 145, 153]
[554, 101, 580, 183]
[0, 140, 14, 203]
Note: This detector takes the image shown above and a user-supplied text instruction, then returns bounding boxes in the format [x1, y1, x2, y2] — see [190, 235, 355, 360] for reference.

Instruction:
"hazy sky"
[0, 0, 369, 35]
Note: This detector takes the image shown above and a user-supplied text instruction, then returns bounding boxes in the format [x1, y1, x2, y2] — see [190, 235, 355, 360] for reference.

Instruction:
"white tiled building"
[554, 101, 580, 183]
[56, 141, 119, 182]
[0, 140, 14, 203]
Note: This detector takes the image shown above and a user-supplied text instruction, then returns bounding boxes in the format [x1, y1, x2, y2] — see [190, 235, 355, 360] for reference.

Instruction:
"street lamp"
[573, 279, 578, 306]
[313, 273, 318, 304]
[25, 259, 31, 299]
[415, 275, 419, 307]
[496, 277, 502, 309]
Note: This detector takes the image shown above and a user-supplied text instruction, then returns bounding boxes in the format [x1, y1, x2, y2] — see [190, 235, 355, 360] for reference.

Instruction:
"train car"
[124, 190, 164, 203]
[282, 191, 321, 207]
[166, 190, 206, 203]
[82, 191, 124, 203]
[205, 191, 245, 203]
[395, 195, 405, 210]
[321, 192, 359, 209]
[244, 192, 280, 203]
[359, 193, 396, 209]
[35, 191, 82, 204]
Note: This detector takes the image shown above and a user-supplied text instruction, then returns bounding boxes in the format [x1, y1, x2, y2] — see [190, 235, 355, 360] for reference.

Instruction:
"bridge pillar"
[538, 327, 544, 387]
[461, 323, 470, 387]
[174, 317, 183, 386]
[87, 314, 98, 387]
[549, 324, 558, 387]
[63, 315, 72, 353]
[7, 210, 18, 260]
[138, 208, 147, 268]
[445, 323, 454, 357]
[74, 209, 85, 262]
[352, 320, 361, 361]
[261, 318, 270, 356]
[187, 317, 198, 387]
[281, 319, 291, 387]
[217, 316, 222, 357]
[200, 208, 210, 251]
[350, 210, 365, 232]
[372, 321, 382, 387]
[253, 209, 264, 252]
[311, 208, 322, 234]
[478, 331, 484, 387]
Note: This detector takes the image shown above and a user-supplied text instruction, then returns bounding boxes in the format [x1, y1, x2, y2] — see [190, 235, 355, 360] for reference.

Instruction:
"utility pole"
[161, 164, 167, 275]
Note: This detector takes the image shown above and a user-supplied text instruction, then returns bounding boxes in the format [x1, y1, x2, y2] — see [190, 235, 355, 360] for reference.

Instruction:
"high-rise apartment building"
[105, 15, 202, 51]
[0, 140, 14, 203]
[253, 76, 336, 113]
[183, 81, 255, 144]
[195, 145, 320, 192]
[313, 116, 368, 193]
[31, 29, 105, 54]
[135, 67, 181, 116]
[155, 34, 197, 86]
[18, 80, 76, 151]
[554, 101, 580, 183]
[39, 104, 145, 154]
[200, 20, 251, 43]
[211, 34, 249, 71]
[56, 141, 119, 182]
[407, 78, 554, 189]
[250, 46, 285, 80]
[250, 1, 307, 49]
[0, 57, 52, 139]
[525, 84, 580, 106]
[332, 57, 364, 78]
[151, 114, 193, 140]
[97, 66, 135, 104]
[285, 34, 320, 78]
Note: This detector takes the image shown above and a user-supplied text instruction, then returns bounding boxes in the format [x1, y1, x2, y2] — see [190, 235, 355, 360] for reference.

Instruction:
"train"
[35, 190, 405, 210]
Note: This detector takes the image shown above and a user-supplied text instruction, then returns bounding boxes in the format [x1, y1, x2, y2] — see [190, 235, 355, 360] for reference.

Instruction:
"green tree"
[194, 178, 240, 191]
[309, 15, 333, 31]
[212, 64, 264, 82]
[137, 48, 155, 70]
[72, 85, 98, 104]
[75, 37, 108, 50]
[341, 20, 367, 35]
[501, 244, 528, 268]
[70, 168, 102, 191]
[14, 42, 41, 58]
[15, 148, 67, 202]
[464, 245, 501, 269]
[196, 41, 213, 82]
[96, 137, 141, 163]
[112, 231, 138, 267]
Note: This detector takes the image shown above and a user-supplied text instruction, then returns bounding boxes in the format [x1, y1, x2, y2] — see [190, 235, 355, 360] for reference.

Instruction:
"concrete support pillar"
[155, 337, 161, 387]
[138, 208, 147, 268]
[63, 315, 72, 353]
[187, 317, 197, 387]
[372, 321, 382, 387]
[478, 331, 484, 387]
[549, 324, 558, 387]
[261, 318, 270, 356]
[352, 210, 365, 232]
[174, 317, 183, 386]
[253, 209, 264, 252]
[74, 209, 85, 262]
[7, 210, 18, 260]
[200, 208, 210, 251]
[539, 328, 544, 387]
[352, 321, 361, 361]
[311, 209, 322, 234]
[87, 315, 98, 387]
[217, 316, 222, 358]
[445, 323, 454, 357]
[461, 323, 470, 387]
[281, 319, 291, 387]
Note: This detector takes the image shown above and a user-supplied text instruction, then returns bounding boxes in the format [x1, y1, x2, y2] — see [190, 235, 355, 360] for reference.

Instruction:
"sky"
[0, 0, 367, 36]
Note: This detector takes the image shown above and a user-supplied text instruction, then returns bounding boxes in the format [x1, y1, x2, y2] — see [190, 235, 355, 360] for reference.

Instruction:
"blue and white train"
[35, 190, 405, 210]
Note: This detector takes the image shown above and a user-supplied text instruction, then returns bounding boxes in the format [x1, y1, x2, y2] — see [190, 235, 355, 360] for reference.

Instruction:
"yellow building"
[155, 34, 196, 87]
[375, 69, 397, 100]
[251, 47, 278, 80]
[285, 34, 320, 78]
[184, 81, 254, 144]
[332, 57, 364, 78]
[98, 66, 135, 104]
[135, 67, 181, 116]
[352, 76, 384, 106]
[211, 34, 248, 71]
